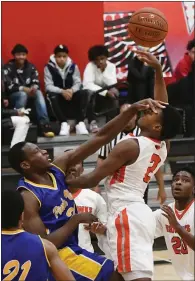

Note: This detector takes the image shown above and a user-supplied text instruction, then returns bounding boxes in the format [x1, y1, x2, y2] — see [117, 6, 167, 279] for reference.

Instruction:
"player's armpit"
[67, 138, 140, 189]
[43, 239, 75, 281]
[21, 190, 48, 237]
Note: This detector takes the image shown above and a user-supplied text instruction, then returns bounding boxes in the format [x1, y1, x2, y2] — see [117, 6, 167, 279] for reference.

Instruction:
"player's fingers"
[162, 213, 169, 219]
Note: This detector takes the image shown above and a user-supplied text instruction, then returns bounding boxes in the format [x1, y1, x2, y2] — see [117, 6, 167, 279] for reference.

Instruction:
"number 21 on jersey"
[3, 260, 31, 281]
[143, 153, 161, 183]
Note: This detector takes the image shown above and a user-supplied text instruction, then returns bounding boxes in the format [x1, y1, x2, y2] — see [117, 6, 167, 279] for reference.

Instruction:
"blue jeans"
[10, 90, 49, 125]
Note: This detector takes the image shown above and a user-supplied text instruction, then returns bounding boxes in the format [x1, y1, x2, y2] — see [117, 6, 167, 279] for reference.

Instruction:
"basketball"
[128, 7, 168, 48]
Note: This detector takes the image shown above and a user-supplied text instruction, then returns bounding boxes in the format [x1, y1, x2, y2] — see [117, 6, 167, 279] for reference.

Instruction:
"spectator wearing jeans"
[83, 45, 119, 133]
[4, 44, 54, 138]
[44, 45, 89, 136]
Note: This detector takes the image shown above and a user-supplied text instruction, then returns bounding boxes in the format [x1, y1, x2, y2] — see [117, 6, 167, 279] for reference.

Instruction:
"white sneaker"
[59, 122, 70, 136]
[76, 122, 89, 135]
[90, 120, 99, 133]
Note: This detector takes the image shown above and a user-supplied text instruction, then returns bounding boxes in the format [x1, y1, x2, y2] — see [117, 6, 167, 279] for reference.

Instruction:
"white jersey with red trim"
[72, 189, 107, 252]
[105, 134, 167, 212]
[154, 200, 194, 280]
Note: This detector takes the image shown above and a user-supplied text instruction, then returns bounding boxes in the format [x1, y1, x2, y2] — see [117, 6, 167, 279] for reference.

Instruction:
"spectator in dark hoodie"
[44, 45, 89, 136]
[4, 44, 54, 138]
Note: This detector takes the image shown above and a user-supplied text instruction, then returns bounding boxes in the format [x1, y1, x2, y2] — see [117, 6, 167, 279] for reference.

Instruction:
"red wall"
[2, 2, 104, 86]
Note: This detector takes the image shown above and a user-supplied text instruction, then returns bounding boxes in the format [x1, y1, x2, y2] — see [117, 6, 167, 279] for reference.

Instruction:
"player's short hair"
[64, 149, 84, 167]
[88, 45, 109, 61]
[2, 190, 24, 229]
[8, 142, 27, 174]
[187, 39, 195, 51]
[173, 166, 195, 183]
[160, 105, 182, 140]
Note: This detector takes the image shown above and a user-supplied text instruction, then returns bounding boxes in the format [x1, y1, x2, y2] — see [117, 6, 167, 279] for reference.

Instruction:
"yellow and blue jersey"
[2, 230, 53, 281]
[17, 164, 78, 249]
[17, 164, 114, 281]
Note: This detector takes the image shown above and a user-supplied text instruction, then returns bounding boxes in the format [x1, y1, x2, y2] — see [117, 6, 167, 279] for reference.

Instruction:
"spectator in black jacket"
[4, 44, 54, 137]
[127, 47, 155, 103]
[44, 45, 89, 136]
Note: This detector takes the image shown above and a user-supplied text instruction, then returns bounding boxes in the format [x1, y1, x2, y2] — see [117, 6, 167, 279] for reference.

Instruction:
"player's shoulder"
[107, 60, 116, 69]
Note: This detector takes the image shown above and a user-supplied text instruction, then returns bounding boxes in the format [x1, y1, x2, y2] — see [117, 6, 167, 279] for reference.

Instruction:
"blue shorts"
[58, 245, 114, 281]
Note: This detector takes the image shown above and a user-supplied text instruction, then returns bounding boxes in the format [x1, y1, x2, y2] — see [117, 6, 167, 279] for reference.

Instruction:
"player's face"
[66, 163, 84, 181]
[137, 108, 162, 134]
[21, 143, 52, 173]
[55, 52, 68, 68]
[171, 171, 194, 200]
[14, 52, 27, 65]
[94, 55, 107, 70]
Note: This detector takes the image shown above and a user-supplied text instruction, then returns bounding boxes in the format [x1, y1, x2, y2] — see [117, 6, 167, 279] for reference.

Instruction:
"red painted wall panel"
[2, 2, 104, 85]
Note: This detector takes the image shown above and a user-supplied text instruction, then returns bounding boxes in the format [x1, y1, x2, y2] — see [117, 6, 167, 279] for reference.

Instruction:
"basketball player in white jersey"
[67, 52, 182, 281]
[68, 161, 107, 253]
[154, 167, 194, 280]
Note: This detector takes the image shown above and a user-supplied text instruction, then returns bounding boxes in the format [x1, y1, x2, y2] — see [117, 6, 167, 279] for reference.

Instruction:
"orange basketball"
[128, 7, 168, 48]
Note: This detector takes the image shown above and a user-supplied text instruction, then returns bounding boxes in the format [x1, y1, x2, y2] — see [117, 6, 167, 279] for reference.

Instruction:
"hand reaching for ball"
[135, 50, 161, 70]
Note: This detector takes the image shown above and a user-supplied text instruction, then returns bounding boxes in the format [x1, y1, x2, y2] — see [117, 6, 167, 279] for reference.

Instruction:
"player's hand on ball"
[161, 205, 180, 230]
[76, 213, 98, 224]
[135, 50, 161, 69]
[132, 98, 168, 113]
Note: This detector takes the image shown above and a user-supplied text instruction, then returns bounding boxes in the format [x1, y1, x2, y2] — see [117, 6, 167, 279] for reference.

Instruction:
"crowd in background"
[2, 39, 195, 147]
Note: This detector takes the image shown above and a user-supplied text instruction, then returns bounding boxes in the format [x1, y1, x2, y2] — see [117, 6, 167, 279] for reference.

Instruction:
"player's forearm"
[155, 169, 164, 190]
[154, 65, 168, 103]
[175, 225, 195, 251]
[44, 215, 80, 249]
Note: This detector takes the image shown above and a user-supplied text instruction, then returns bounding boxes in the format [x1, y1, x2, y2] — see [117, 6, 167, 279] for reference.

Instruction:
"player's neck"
[25, 172, 51, 185]
[69, 187, 80, 194]
[175, 196, 194, 211]
[139, 130, 160, 140]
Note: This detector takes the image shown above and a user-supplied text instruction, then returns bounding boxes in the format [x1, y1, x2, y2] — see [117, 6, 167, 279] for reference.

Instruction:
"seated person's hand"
[3, 99, 9, 108]
[107, 88, 119, 99]
[84, 222, 107, 235]
[62, 89, 73, 100]
[23, 87, 32, 95]
[30, 86, 37, 95]
[17, 109, 25, 116]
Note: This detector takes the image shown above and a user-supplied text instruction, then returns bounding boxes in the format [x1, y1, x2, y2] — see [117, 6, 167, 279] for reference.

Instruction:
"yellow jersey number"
[3, 260, 31, 281]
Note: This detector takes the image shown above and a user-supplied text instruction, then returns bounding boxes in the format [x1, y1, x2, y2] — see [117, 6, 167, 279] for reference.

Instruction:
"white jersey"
[72, 189, 107, 252]
[105, 134, 167, 212]
[154, 200, 194, 280]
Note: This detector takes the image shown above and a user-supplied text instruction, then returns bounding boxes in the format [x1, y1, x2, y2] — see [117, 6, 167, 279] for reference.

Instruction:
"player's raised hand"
[132, 98, 168, 113]
[161, 205, 180, 230]
[135, 50, 161, 69]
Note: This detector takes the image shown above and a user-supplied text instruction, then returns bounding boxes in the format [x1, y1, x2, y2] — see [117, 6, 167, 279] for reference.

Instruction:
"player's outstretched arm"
[66, 138, 140, 189]
[53, 99, 167, 173]
[42, 239, 75, 281]
[161, 205, 195, 251]
[155, 169, 167, 205]
[135, 51, 168, 103]
[21, 190, 98, 249]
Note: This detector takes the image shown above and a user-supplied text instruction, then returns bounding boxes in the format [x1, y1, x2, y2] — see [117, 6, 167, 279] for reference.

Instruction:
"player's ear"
[20, 161, 30, 171]
[153, 123, 162, 132]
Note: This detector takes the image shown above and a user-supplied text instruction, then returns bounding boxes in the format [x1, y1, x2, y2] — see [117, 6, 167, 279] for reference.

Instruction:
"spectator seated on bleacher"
[168, 39, 195, 85]
[167, 60, 194, 137]
[2, 94, 30, 148]
[4, 44, 54, 138]
[127, 46, 155, 104]
[44, 44, 89, 136]
[83, 45, 119, 133]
